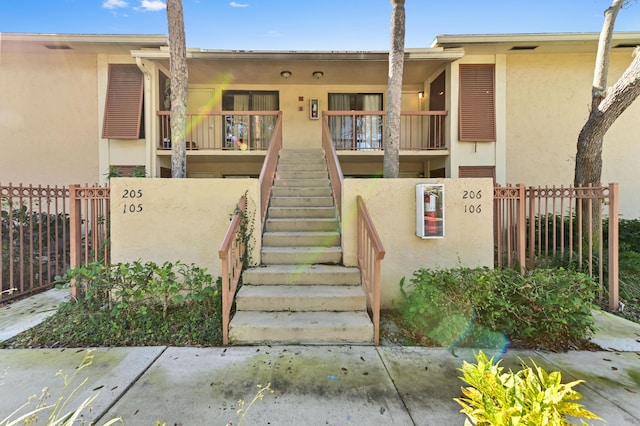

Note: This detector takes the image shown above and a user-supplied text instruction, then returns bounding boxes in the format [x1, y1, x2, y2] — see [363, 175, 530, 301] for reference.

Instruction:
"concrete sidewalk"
[1, 289, 640, 425]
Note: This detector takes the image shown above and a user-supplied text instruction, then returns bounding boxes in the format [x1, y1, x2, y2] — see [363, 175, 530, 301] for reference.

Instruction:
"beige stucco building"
[2, 31, 639, 217]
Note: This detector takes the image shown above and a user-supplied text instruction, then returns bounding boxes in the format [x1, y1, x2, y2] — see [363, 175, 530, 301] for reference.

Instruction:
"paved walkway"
[1, 289, 639, 425]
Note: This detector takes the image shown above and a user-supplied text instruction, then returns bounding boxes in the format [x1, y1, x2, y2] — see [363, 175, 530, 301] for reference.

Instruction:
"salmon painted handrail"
[321, 114, 344, 223]
[218, 195, 247, 345]
[356, 195, 385, 345]
[258, 112, 283, 225]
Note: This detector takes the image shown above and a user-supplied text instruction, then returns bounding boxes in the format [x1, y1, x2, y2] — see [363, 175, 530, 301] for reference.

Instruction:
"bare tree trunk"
[575, 0, 639, 252]
[575, 0, 623, 187]
[167, 0, 188, 178]
[575, 48, 640, 187]
[383, 0, 405, 178]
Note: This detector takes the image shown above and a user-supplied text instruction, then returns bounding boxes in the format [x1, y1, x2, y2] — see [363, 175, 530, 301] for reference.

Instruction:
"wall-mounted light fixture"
[418, 91, 425, 100]
[280, 70, 292, 79]
[312, 71, 324, 79]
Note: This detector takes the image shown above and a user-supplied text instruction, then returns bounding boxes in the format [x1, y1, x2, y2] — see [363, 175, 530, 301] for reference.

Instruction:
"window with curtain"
[222, 91, 279, 149]
[328, 93, 383, 150]
[459, 64, 495, 142]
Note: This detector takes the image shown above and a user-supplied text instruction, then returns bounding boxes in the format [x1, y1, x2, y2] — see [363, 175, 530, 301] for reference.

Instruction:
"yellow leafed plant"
[455, 351, 604, 426]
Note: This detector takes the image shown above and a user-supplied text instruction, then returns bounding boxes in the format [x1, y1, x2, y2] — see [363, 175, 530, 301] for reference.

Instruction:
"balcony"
[158, 111, 281, 151]
[324, 110, 447, 152]
[157, 110, 447, 152]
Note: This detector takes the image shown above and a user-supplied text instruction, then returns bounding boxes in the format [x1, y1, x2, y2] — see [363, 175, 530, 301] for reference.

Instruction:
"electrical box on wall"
[416, 184, 445, 238]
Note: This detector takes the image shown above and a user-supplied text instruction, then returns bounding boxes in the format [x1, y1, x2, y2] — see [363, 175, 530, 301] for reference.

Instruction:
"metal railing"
[322, 115, 344, 222]
[258, 112, 283, 224]
[356, 195, 386, 345]
[69, 184, 111, 298]
[323, 110, 447, 151]
[219, 195, 247, 345]
[494, 183, 619, 309]
[158, 111, 281, 151]
[1, 183, 69, 301]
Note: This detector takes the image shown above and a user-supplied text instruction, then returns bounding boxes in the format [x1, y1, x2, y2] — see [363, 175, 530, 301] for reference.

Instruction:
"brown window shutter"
[458, 165, 496, 181]
[459, 64, 495, 142]
[102, 64, 144, 139]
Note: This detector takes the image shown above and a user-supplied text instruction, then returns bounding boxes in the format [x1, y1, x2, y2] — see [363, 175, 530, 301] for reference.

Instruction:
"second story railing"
[158, 111, 281, 151]
[323, 110, 447, 152]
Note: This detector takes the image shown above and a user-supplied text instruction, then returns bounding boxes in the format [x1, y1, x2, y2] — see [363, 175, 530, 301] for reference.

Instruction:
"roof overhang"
[431, 32, 640, 55]
[132, 47, 465, 85]
[0, 32, 167, 54]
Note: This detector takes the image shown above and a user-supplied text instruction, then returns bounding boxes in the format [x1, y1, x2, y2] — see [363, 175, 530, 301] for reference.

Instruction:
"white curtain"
[362, 94, 382, 149]
[252, 93, 277, 149]
[329, 94, 352, 149]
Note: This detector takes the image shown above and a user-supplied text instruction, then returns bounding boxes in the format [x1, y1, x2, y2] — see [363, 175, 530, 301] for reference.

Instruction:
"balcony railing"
[323, 110, 447, 151]
[158, 111, 280, 151]
[158, 110, 447, 152]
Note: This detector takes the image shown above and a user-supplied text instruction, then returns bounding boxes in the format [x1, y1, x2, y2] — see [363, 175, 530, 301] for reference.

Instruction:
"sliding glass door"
[222, 91, 279, 150]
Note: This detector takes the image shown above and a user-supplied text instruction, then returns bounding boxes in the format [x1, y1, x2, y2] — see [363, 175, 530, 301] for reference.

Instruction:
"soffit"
[431, 32, 640, 55]
[134, 48, 464, 85]
[0, 33, 167, 54]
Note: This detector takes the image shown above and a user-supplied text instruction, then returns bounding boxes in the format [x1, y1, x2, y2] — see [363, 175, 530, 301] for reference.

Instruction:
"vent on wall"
[510, 45, 538, 51]
[44, 44, 72, 50]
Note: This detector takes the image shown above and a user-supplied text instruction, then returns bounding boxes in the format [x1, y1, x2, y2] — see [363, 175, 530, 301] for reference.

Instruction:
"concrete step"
[270, 196, 334, 207]
[274, 178, 330, 188]
[276, 170, 329, 180]
[268, 206, 336, 218]
[264, 218, 339, 232]
[236, 285, 366, 312]
[277, 163, 327, 172]
[279, 149, 324, 157]
[271, 186, 332, 197]
[242, 264, 361, 286]
[229, 311, 374, 345]
[263, 231, 340, 247]
[261, 246, 342, 264]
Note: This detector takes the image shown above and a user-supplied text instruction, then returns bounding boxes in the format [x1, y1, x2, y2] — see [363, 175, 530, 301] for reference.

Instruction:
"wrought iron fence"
[494, 183, 619, 309]
[1, 183, 70, 301]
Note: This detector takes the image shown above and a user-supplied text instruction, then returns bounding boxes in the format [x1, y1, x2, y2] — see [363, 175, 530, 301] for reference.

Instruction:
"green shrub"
[399, 267, 598, 349]
[455, 351, 602, 426]
[5, 260, 222, 347]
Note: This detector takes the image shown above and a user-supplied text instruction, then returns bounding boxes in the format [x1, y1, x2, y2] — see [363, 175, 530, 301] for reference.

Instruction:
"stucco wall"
[505, 51, 640, 218]
[110, 178, 261, 279]
[342, 178, 494, 307]
[0, 52, 99, 185]
[109, 177, 493, 307]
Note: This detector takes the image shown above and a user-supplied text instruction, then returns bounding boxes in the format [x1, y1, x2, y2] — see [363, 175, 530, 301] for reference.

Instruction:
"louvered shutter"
[458, 166, 496, 181]
[102, 64, 144, 139]
[459, 65, 496, 142]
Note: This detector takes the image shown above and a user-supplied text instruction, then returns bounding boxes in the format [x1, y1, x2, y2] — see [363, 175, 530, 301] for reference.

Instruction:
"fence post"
[517, 184, 526, 274]
[69, 184, 81, 298]
[608, 183, 619, 310]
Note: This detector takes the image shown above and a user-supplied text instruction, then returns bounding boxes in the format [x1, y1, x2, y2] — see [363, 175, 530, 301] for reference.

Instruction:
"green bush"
[5, 260, 222, 347]
[399, 267, 598, 349]
[456, 351, 602, 426]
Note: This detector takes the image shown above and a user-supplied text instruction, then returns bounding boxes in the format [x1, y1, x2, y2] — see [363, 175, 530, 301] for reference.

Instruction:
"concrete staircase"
[229, 149, 374, 345]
